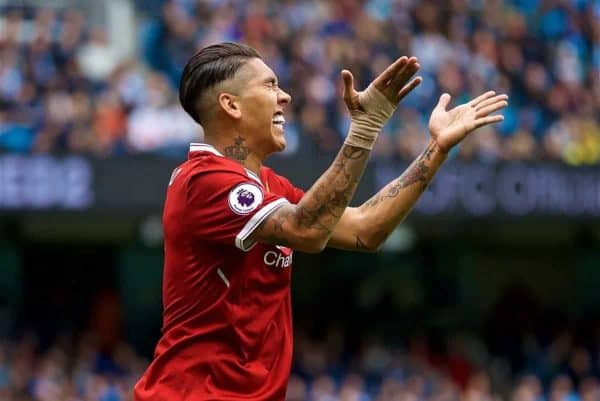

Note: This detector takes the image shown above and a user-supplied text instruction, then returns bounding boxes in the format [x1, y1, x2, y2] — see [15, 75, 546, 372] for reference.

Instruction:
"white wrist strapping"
[345, 84, 396, 150]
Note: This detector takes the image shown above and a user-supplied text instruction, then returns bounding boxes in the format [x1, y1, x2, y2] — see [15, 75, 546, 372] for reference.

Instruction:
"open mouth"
[272, 112, 285, 129]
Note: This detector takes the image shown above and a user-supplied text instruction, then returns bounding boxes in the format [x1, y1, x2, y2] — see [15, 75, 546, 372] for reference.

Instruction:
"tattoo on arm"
[294, 144, 367, 233]
[364, 193, 381, 207]
[255, 144, 370, 247]
[422, 141, 435, 161]
[364, 141, 436, 208]
[355, 235, 367, 250]
[297, 205, 334, 234]
[342, 146, 368, 160]
[391, 161, 429, 192]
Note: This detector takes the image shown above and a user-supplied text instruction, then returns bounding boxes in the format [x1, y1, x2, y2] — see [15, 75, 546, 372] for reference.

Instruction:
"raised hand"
[341, 56, 422, 113]
[429, 91, 509, 153]
[340, 57, 422, 150]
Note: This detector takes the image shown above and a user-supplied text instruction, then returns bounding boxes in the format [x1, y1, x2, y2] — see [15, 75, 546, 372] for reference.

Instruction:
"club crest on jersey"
[228, 183, 263, 215]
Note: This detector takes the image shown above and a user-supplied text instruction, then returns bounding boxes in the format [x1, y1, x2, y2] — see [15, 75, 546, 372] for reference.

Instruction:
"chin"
[275, 138, 286, 151]
[269, 132, 286, 153]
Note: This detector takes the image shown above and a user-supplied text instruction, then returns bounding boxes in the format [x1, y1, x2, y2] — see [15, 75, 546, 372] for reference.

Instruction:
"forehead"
[236, 58, 277, 85]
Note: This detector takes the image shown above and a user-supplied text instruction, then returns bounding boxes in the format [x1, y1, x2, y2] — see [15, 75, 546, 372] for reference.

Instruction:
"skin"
[201, 58, 291, 172]
[329, 90, 508, 252]
[199, 56, 508, 253]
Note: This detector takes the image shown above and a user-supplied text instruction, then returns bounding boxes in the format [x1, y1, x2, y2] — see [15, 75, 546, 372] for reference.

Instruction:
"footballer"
[134, 42, 508, 401]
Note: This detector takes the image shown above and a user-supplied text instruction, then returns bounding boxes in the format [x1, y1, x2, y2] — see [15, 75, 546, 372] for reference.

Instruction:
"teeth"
[272, 115, 285, 124]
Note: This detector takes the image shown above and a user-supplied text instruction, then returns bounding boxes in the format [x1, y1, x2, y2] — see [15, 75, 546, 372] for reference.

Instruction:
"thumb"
[435, 93, 451, 111]
[341, 69, 355, 103]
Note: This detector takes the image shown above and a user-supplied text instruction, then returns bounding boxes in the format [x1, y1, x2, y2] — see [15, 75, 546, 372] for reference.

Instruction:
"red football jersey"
[134, 143, 304, 401]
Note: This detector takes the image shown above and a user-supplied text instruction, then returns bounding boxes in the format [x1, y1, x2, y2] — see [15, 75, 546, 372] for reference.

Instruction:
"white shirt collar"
[189, 143, 263, 186]
[189, 143, 223, 156]
[244, 168, 262, 185]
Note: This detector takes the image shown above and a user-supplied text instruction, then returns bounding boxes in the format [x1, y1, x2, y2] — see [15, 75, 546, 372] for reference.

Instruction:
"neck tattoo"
[224, 136, 250, 164]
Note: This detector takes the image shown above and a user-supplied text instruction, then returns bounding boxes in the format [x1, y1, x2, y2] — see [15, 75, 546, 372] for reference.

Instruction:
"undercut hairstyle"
[179, 42, 261, 125]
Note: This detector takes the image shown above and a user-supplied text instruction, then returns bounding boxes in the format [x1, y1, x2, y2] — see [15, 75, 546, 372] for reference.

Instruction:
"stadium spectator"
[2, 323, 600, 401]
[1, 1, 600, 162]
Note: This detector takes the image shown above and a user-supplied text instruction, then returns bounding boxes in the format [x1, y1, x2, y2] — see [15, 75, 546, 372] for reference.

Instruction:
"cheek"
[240, 90, 277, 127]
[244, 94, 271, 114]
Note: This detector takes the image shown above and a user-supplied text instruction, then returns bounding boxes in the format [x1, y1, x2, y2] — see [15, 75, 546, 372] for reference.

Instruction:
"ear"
[217, 93, 242, 120]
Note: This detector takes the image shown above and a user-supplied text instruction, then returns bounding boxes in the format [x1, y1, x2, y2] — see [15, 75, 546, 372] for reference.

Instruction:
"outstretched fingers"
[397, 76, 423, 101]
[389, 57, 419, 89]
[475, 94, 508, 112]
[475, 98, 509, 119]
[469, 90, 496, 107]
[372, 56, 408, 89]
[475, 114, 505, 129]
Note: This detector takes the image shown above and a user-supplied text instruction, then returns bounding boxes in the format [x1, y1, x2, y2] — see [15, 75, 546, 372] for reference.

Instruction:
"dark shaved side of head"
[179, 42, 261, 125]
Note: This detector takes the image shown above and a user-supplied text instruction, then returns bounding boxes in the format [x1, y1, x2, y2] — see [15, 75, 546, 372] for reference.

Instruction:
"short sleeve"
[186, 169, 289, 251]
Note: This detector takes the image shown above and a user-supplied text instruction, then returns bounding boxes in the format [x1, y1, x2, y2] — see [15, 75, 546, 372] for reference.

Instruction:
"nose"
[278, 88, 291, 105]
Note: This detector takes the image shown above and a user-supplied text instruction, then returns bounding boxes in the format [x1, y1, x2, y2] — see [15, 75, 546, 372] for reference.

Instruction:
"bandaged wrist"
[344, 84, 396, 150]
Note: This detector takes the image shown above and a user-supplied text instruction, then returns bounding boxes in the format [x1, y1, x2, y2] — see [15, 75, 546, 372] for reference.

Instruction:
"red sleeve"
[186, 169, 289, 251]
[274, 173, 305, 204]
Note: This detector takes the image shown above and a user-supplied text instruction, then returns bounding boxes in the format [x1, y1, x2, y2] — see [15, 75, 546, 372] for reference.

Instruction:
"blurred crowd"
[0, 6, 199, 156]
[285, 323, 600, 401]
[3, 325, 600, 401]
[0, 333, 145, 401]
[1, 0, 600, 164]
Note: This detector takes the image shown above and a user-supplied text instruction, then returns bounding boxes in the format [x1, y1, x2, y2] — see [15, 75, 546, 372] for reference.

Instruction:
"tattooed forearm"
[253, 143, 370, 250]
[297, 144, 367, 232]
[355, 235, 367, 250]
[297, 205, 334, 234]
[343, 146, 368, 159]
[254, 142, 367, 241]
[364, 141, 436, 208]
[364, 193, 381, 207]
[391, 161, 430, 192]
[422, 140, 435, 161]
[224, 136, 250, 163]
[349, 140, 447, 251]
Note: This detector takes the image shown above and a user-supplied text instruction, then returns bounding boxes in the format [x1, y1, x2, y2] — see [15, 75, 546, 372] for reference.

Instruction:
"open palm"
[429, 91, 509, 152]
